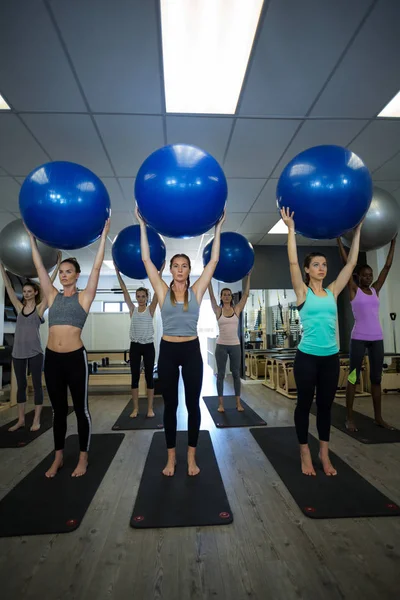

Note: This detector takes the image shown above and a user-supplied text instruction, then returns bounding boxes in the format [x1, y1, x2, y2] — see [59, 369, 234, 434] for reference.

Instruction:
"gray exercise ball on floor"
[0, 219, 59, 278]
[341, 187, 400, 252]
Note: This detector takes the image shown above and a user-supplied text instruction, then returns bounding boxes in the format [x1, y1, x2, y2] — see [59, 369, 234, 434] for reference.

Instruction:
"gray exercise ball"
[0, 219, 59, 278]
[341, 187, 400, 252]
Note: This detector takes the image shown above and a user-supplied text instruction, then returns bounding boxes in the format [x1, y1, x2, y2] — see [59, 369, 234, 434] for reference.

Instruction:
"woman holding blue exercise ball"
[208, 272, 251, 413]
[136, 205, 225, 477]
[27, 218, 110, 478]
[281, 207, 362, 477]
[114, 262, 165, 419]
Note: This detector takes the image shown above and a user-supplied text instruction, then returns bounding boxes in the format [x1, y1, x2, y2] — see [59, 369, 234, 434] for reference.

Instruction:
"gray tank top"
[48, 293, 88, 329]
[161, 288, 200, 336]
[12, 307, 44, 359]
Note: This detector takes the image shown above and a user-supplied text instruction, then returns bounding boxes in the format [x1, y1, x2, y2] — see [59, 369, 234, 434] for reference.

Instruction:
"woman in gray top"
[0, 255, 61, 432]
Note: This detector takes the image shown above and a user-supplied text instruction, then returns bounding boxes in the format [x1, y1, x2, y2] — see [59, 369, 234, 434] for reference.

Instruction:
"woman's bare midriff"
[162, 335, 197, 343]
[47, 325, 84, 353]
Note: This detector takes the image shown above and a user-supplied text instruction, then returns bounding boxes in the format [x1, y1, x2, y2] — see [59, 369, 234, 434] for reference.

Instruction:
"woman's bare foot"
[374, 418, 394, 430]
[163, 449, 176, 476]
[45, 454, 64, 478]
[72, 453, 88, 477]
[236, 403, 245, 412]
[187, 447, 200, 476]
[319, 452, 337, 476]
[30, 420, 41, 432]
[345, 419, 358, 432]
[8, 420, 25, 432]
[130, 408, 139, 418]
[300, 445, 316, 476]
[147, 409, 155, 418]
[217, 404, 225, 413]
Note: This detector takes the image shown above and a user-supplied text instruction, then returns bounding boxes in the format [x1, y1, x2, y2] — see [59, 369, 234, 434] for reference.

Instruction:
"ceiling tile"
[0, 0, 85, 111]
[311, 1, 400, 117]
[51, 0, 162, 113]
[226, 178, 266, 211]
[238, 213, 280, 235]
[222, 213, 247, 231]
[273, 119, 369, 177]
[240, 0, 371, 116]
[21, 114, 113, 176]
[372, 153, 400, 181]
[349, 120, 400, 172]
[0, 114, 49, 175]
[94, 116, 164, 176]
[224, 119, 301, 178]
[100, 178, 131, 212]
[0, 177, 22, 212]
[251, 180, 279, 212]
[166, 117, 233, 165]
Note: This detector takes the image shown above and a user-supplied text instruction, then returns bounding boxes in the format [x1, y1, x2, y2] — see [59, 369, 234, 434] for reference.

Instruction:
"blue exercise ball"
[135, 144, 227, 238]
[203, 232, 254, 283]
[19, 161, 111, 250]
[112, 224, 166, 280]
[276, 145, 373, 239]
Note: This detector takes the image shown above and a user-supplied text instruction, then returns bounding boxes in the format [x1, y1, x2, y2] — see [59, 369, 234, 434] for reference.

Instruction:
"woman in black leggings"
[281, 207, 362, 476]
[0, 257, 60, 431]
[114, 264, 164, 418]
[136, 206, 225, 476]
[27, 219, 110, 478]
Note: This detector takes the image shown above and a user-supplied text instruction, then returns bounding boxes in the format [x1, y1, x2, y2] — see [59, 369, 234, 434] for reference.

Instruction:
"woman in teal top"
[281, 207, 362, 477]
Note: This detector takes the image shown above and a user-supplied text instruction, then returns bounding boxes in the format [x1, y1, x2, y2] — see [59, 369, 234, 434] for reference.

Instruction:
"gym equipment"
[250, 427, 400, 518]
[112, 224, 166, 279]
[277, 145, 372, 239]
[131, 431, 232, 528]
[19, 161, 111, 250]
[112, 399, 164, 431]
[0, 219, 59, 278]
[0, 434, 124, 536]
[135, 144, 227, 238]
[203, 232, 254, 283]
[202, 396, 266, 428]
[341, 187, 400, 251]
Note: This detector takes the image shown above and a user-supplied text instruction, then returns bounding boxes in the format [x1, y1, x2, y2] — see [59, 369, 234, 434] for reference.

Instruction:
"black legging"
[158, 338, 203, 448]
[12, 353, 44, 405]
[44, 347, 91, 452]
[293, 349, 340, 444]
[129, 342, 155, 389]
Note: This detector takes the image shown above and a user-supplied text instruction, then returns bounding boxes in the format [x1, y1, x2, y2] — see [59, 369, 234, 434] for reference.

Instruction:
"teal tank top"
[298, 288, 338, 356]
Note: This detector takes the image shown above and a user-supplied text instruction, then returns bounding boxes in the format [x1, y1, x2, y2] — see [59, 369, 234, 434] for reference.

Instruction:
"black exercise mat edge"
[250, 426, 400, 520]
[0, 406, 74, 448]
[202, 395, 267, 428]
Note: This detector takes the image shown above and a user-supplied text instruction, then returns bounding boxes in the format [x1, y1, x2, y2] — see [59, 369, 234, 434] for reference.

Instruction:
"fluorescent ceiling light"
[0, 94, 10, 110]
[378, 90, 400, 117]
[103, 260, 115, 269]
[160, 0, 264, 114]
[268, 219, 291, 234]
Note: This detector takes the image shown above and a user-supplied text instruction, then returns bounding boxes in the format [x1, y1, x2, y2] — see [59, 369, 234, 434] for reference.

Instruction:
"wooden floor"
[0, 364, 400, 600]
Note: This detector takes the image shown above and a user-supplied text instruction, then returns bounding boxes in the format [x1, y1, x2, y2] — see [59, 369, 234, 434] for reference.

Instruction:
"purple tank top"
[351, 287, 383, 341]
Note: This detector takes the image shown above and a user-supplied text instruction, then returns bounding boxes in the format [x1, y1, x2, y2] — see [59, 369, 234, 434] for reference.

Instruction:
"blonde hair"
[169, 254, 191, 312]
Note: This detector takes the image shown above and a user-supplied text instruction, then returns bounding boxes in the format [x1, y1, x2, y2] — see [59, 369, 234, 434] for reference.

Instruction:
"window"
[103, 302, 129, 313]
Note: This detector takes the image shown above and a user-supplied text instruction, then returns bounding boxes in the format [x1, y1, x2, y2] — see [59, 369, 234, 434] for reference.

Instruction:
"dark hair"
[354, 263, 372, 277]
[220, 287, 234, 307]
[136, 287, 149, 302]
[60, 258, 81, 274]
[23, 280, 41, 306]
[169, 253, 191, 312]
[303, 252, 327, 286]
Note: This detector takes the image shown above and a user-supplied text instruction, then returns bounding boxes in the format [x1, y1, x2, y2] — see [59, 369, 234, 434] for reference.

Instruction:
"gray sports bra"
[48, 293, 88, 330]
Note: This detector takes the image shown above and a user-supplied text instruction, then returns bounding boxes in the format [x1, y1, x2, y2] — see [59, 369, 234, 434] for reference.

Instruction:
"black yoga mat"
[310, 402, 400, 444]
[112, 398, 164, 430]
[131, 431, 233, 528]
[0, 406, 74, 448]
[0, 433, 124, 537]
[202, 396, 267, 428]
[250, 427, 400, 519]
